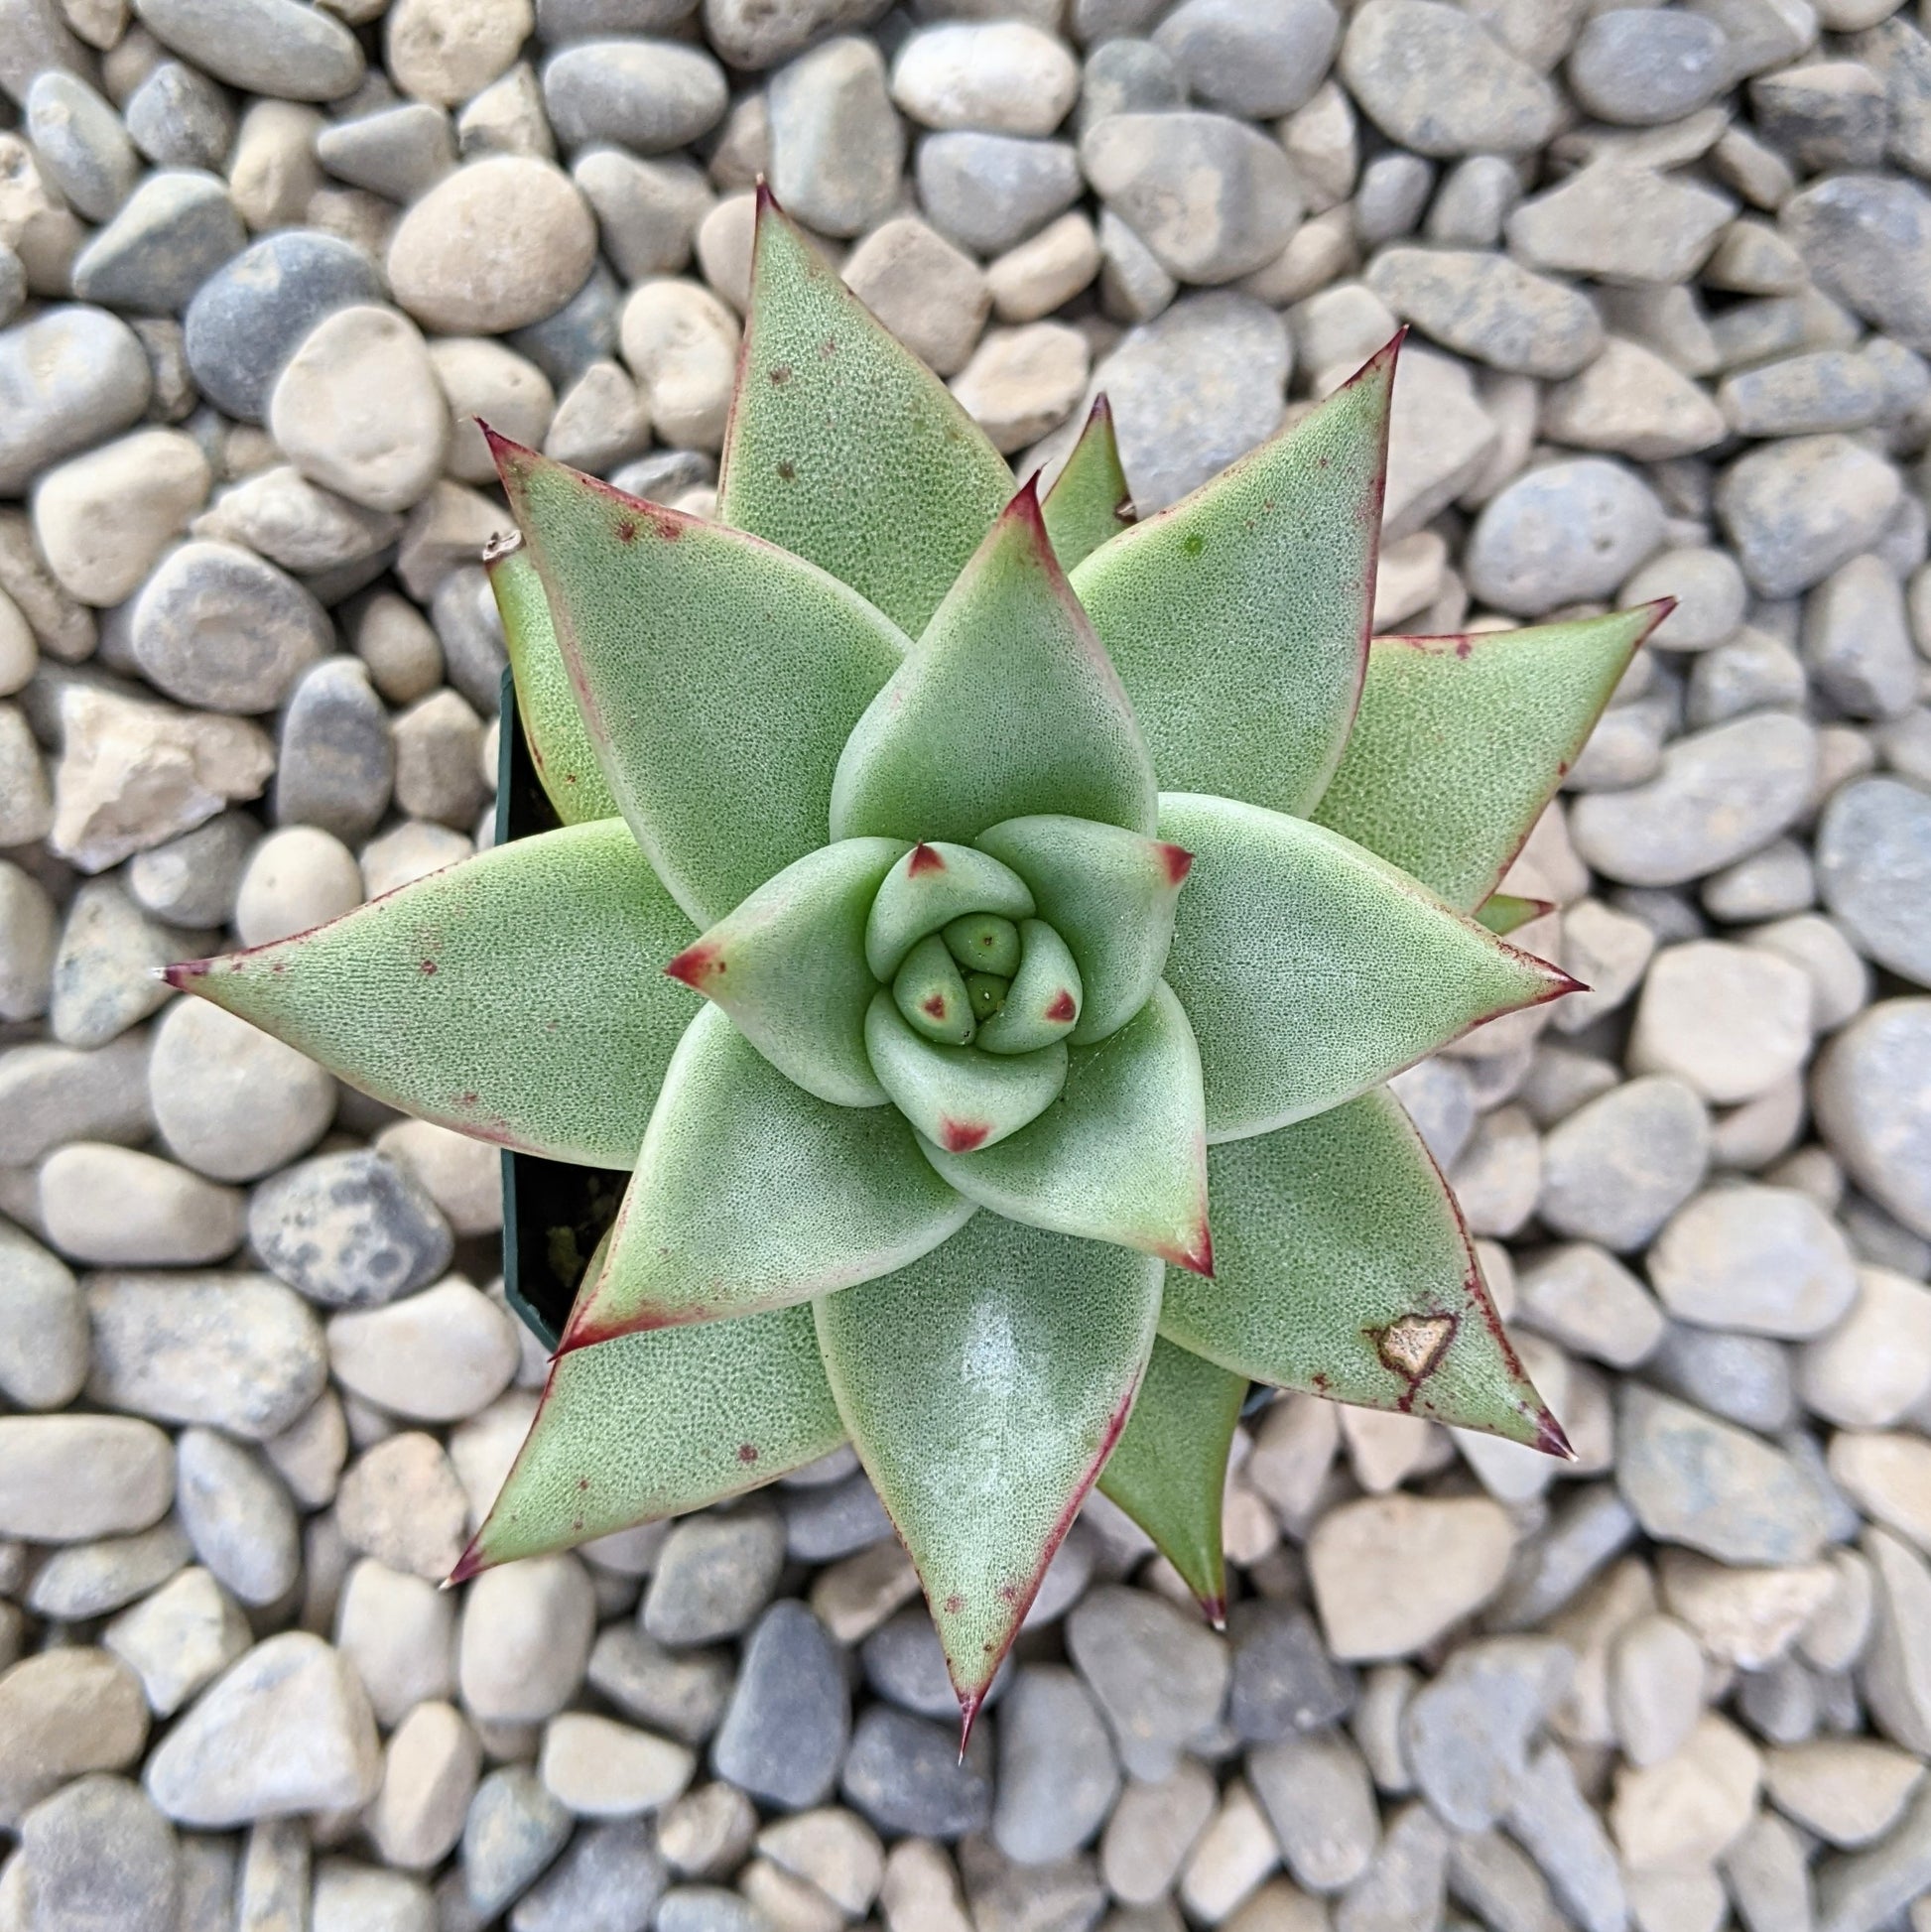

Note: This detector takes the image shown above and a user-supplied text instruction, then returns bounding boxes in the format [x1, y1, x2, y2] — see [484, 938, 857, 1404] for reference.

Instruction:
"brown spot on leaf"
[922, 993, 950, 1019]
[737, 1443, 759, 1464]
[776, 459, 796, 482]
[420, 960, 438, 974]
[770, 364, 792, 385]
[1160, 843, 1194, 886]
[945, 1594, 965, 1615]
[616, 517, 637, 542]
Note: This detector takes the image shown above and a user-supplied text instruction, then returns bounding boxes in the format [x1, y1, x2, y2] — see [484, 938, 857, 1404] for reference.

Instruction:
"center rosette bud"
[860, 841, 1086, 1152]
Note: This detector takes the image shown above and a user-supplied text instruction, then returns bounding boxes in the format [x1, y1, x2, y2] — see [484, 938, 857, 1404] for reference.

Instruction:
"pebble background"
[1, 0, 1930, 1927]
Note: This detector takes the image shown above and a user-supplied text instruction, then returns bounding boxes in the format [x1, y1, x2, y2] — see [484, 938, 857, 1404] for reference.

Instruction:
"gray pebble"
[1566, 9, 1728, 126]
[1485, 1485, 1639, 1632]
[1503, 1744, 1626, 1932]
[0, 1219, 88, 1412]
[656, 1885, 766, 1932]
[710, 1601, 849, 1810]
[508, 1819, 665, 1932]
[1247, 1729, 1378, 1891]
[1152, 0, 1338, 119]
[1509, 165, 1736, 287]
[538, 0, 700, 37]
[250, 1149, 455, 1311]
[183, 229, 382, 424]
[1645, 1322, 1795, 1435]
[1402, 1636, 1571, 1832]
[841, 1706, 993, 1839]
[18, 1773, 179, 1932]
[642, 1504, 785, 1646]
[508, 256, 622, 389]
[1425, 155, 1519, 248]
[1804, 555, 1919, 722]
[1367, 247, 1603, 378]
[274, 656, 393, 842]
[461, 1765, 573, 1921]
[431, 565, 512, 713]
[1465, 458, 1663, 615]
[0, 864, 60, 1023]
[25, 70, 139, 221]
[1538, 1075, 1710, 1251]
[1065, 1583, 1228, 1781]
[1355, 152, 1434, 245]
[1813, 999, 1931, 1241]
[27, 1518, 192, 1621]
[1078, 38, 1183, 138]
[1754, 62, 1889, 174]
[607, 448, 715, 503]
[175, 1425, 301, 1607]
[71, 170, 245, 315]
[0, 305, 153, 495]
[1817, 777, 1931, 988]
[584, 1625, 732, 1745]
[703, 0, 891, 70]
[1340, 0, 1559, 157]
[1228, 1598, 1355, 1742]
[131, 0, 365, 100]
[317, 102, 456, 205]
[768, 35, 903, 240]
[1782, 174, 1931, 355]
[1720, 348, 1887, 439]
[125, 62, 235, 173]
[860, 1607, 1012, 1720]
[49, 877, 177, 1051]
[0, 1029, 152, 1169]
[131, 540, 331, 713]
[542, 40, 728, 153]
[128, 811, 257, 929]
[781, 1469, 893, 1563]
[916, 132, 1083, 256]
[573, 149, 713, 282]
[991, 1665, 1118, 1865]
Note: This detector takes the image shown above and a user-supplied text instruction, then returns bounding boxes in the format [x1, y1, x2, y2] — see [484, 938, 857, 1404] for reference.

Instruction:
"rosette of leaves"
[171, 190, 1668, 1729]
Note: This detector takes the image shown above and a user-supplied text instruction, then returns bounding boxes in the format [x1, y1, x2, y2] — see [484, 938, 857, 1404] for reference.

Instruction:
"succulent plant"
[171, 191, 1667, 1729]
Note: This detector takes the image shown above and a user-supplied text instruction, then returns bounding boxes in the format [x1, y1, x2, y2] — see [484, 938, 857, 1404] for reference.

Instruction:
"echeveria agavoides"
[171, 188, 1671, 1735]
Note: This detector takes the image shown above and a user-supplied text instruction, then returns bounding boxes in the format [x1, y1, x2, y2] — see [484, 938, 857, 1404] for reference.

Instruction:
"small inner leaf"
[893, 935, 977, 1046]
[864, 991, 1066, 1153]
[943, 914, 1022, 978]
[865, 842, 1036, 981]
[974, 919, 1083, 1056]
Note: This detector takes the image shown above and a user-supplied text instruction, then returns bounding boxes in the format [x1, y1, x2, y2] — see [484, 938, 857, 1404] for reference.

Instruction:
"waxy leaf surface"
[494, 437, 908, 926]
[1478, 893, 1554, 937]
[924, 981, 1210, 1272]
[1159, 1089, 1563, 1449]
[1158, 793, 1572, 1141]
[1041, 395, 1132, 572]
[563, 1006, 972, 1347]
[169, 821, 696, 1168]
[865, 993, 1067, 1151]
[487, 541, 619, 827]
[975, 814, 1189, 1046]
[815, 1213, 1162, 1716]
[1096, 1337, 1246, 1621]
[1312, 607, 1663, 910]
[832, 487, 1158, 844]
[1071, 341, 1395, 817]
[459, 1303, 845, 1572]
[668, 838, 908, 1107]
[865, 841, 1035, 981]
[973, 919, 1082, 1055]
[719, 192, 1013, 638]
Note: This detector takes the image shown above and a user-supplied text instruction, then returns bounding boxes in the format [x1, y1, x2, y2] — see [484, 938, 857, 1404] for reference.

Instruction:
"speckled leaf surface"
[833, 485, 1158, 844]
[168, 821, 697, 1168]
[562, 1006, 972, 1348]
[1158, 793, 1573, 1142]
[1070, 341, 1395, 817]
[864, 992, 1067, 1152]
[667, 838, 908, 1107]
[1478, 893, 1554, 936]
[815, 1213, 1162, 1718]
[718, 190, 1013, 639]
[1042, 395, 1132, 571]
[865, 841, 1035, 981]
[492, 434, 909, 927]
[487, 540, 619, 828]
[1159, 1089, 1564, 1449]
[457, 1302, 845, 1574]
[1312, 606, 1664, 910]
[923, 982, 1210, 1272]
[974, 814, 1190, 1046]
[1096, 1337, 1246, 1621]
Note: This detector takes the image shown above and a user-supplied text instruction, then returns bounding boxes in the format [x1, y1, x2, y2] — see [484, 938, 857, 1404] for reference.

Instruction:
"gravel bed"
[2, 0, 1931, 1928]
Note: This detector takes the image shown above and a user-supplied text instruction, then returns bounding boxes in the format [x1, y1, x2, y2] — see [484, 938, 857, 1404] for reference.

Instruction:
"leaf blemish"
[908, 842, 946, 876]
[770, 364, 792, 385]
[776, 459, 796, 482]
[1045, 989, 1077, 1022]
[737, 1443, 759, 1464]
[1370, 1311, 1456, 1410]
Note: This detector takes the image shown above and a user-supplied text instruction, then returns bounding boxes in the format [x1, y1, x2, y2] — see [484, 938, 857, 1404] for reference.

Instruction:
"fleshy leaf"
[667, 838, 907, 1107]
[975, 814, 1190, 1046]
[561, 1006, 973, 1348]
[454, 1302, 845, 1575]
[1157, 793, 1575, 1142]
[894, 935, 978, 1046]
[865, 992, 1066, 1152]
[815, 1213, 1162, 1720]
[491, 435, 909, 927]
[865, 842, 1036, 981]
[167, 822, 696, 1168]
[1159, 1088, 1566, 1451]
[1042, 394, 1132, 572]
[831, 482, 1159, 844]
[974, 919, 1082, 1055]
[487, 537, 619, 828]
[924, 981, 1210, 1272]
[1069, 340, 1396, 818]
[1096, 1337, 1247, 1623]
[1478, 893, 1555, 937]
[718, 188, 1014, 639]
[1312, 607, 1667, 911]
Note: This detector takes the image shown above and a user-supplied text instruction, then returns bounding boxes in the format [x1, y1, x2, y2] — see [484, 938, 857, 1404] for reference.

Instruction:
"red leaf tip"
[940, 1118, 990, 1154]
[907, 842, 946, 876]
[1007, 470, 1047, 533]
[163, 959, 212, 990]
[1533, 1410, 1576, 1462]
[1087, 391, 1113, 428]
[446, 1539, 487, 1588]
[1162, 1225, 1214, 1278]
[1159, 843, 1194, 887]
[1199, 1594, 1228, 1631]
[664, 941, 723, 990]
[957, 1688, 984, 1758]
[754, 176, 780, 216]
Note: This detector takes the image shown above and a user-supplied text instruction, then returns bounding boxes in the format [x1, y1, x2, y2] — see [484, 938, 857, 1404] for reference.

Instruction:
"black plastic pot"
[494, 669, 626, 1352]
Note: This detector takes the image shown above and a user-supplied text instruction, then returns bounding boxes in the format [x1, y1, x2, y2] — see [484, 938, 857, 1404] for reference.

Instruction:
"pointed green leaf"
[1070, 340, 1396, 817]
[974, 919, 1082, 1055]
[894, 935, 978, 1045]
[561, 1005, 973, 1348]
[1159, 1089, 1566, 1451]
[1157, 793, 1575, 1142]
[1478, 893, 1554, 937]
[487, 538, 619, 827]
[832, 484, 1159, 844]
[865, 992, 1066, 1152]
[1312, 606, 1666, 911]
[1042, 394, 1132, 572]
[455, 1302, 845, 1575]
[491, 434, 909, 927]
[815, 1213, 1162, 1716]
[924, 981, 1210, 1272]
[718, 189, 1013, 638]
[866, 841, 1036, 981]
[1097, 1338, 1246, 1623]
[167, 822, 696, 1168]
[975, 814, 1190, 1046]
[667, 838, 907, 1107]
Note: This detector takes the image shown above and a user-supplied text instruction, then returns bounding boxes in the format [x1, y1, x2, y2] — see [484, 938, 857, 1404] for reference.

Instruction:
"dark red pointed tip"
[1087, 391, 1113, 427]
[163, 959, 212, 990]
[957, 1688, 985, 1758]
[1159, 843, 1194, 886]
[1044, 989, 1077, 1024]
[907, 842, 946, 876]
[445, 1539, 487, 1588]
[940, 1118, 990, 1154]
[1200, 1594, 1228, 1631]
[754, 176, 780, 215]
[664, 941, 720, 990]
[1162, 1225, 1215, 1278]
[1633, 595, 1678, 640]
[1533, 1411, 1576, 1462]
[1007, 470, 1047, 532]
[1545, 967, 1590, 1001]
